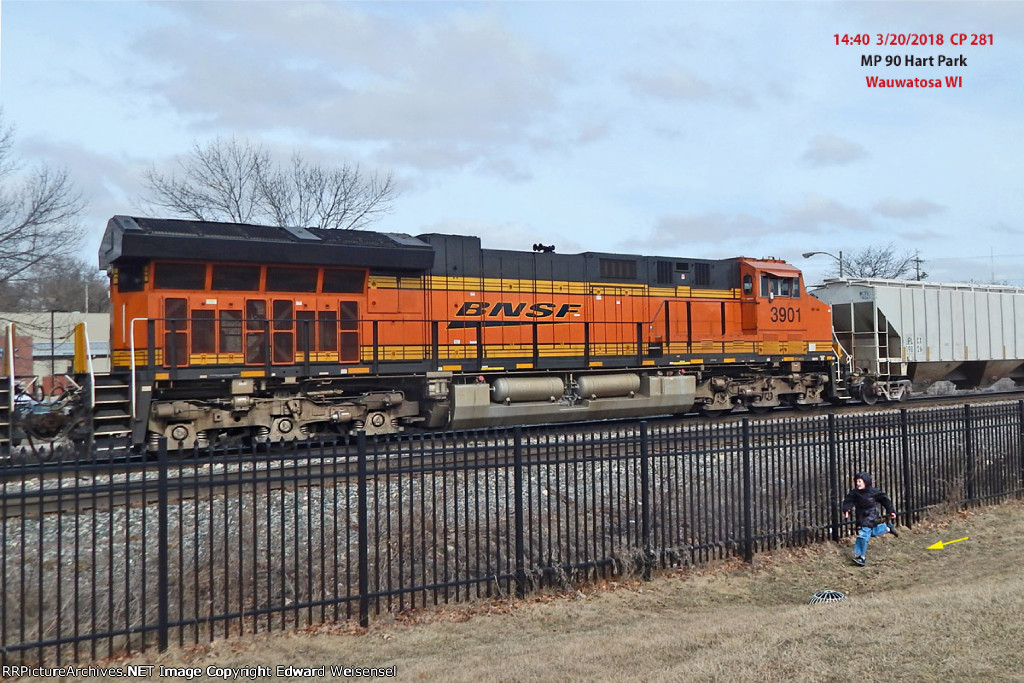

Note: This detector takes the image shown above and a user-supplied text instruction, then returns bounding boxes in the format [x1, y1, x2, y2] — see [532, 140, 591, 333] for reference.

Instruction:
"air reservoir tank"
[576, 373, 641, 399]
[491, 377, 565, 403]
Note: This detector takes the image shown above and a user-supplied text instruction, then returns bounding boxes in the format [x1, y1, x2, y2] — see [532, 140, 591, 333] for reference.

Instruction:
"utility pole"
[912, 252, 925, 281]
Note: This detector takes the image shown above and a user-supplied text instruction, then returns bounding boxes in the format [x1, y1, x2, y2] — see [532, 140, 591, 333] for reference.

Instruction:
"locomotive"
[4, 215, 858, 452]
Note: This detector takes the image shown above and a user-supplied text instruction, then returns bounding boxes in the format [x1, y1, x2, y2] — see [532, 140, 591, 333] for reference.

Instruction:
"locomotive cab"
[693, 257, 839, 414]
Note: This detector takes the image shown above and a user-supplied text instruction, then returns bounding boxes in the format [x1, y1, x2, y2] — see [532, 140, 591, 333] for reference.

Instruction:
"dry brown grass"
[28, 499, 1024, 682]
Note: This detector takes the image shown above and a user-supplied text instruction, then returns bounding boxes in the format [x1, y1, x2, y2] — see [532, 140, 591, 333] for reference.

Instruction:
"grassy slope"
[34, 499, 1024, 682]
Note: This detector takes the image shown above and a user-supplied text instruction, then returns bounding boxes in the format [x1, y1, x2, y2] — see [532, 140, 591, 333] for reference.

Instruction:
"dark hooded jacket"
[841, 472, 895, 528]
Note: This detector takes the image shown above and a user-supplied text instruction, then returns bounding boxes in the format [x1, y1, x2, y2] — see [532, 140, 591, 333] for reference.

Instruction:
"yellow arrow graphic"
[927, 536, 969, 550]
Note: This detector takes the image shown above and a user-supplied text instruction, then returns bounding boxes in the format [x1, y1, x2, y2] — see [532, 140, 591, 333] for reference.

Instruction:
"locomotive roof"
[98, 215, 435, 271]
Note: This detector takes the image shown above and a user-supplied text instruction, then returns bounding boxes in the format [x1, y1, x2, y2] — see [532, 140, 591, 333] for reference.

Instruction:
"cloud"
[570, 122, 610, 146]
[991, 222, 1024, 235]
[779, 195, 872, 233]
[625, 67, 715, 102]
[896, 228, 945, 242]
[800, 135, 866, 167]
[423, 219, 583, 254]
[623, 193, 879, 256]
[622, 212, 771, 251]
[128, 4, 574, 172]
[624, 65, 753, 108]
[376, 141, 492, 173]
[872, 198, 945, 221]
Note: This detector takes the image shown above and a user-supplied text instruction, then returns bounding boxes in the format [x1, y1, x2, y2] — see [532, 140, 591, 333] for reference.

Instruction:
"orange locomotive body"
[100, 216, 838, 449]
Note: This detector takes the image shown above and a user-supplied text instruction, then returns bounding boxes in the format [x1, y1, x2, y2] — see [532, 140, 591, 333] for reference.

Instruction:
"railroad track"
[3, 390, 1024, 519]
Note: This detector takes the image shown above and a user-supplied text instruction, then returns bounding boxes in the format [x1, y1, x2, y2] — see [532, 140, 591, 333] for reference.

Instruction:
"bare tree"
[140, 137, 269, 223]
[0, 112, 85, 288]
[838, 243, 927, 280]
[0, 255, 110, 313]
[140, 138, 397, 229]
[258, 154, 397, 230]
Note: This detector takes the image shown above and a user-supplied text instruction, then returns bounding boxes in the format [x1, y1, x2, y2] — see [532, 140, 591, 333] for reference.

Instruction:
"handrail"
[84, 325, 96, 408]
[128, 317, 149, 420]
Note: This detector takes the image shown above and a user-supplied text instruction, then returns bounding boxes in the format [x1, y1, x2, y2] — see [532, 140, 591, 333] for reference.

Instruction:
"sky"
[1, 0, 1023, 286]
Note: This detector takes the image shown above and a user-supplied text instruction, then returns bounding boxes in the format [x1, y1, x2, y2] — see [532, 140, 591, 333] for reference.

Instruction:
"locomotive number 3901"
[769, 306, 801, 323]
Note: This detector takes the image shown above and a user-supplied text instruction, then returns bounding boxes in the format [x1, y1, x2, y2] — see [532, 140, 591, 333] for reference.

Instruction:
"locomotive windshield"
[760, 273, 800, 298]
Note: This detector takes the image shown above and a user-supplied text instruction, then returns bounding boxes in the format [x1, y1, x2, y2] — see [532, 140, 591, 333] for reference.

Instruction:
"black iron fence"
[2, 401, 1023, 665]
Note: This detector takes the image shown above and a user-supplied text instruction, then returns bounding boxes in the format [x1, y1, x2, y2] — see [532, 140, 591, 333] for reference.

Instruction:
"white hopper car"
[812, 278, 1024, 400]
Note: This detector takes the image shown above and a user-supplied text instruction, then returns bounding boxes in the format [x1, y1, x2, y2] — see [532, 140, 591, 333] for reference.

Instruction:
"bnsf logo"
[455, 302, 582, 318]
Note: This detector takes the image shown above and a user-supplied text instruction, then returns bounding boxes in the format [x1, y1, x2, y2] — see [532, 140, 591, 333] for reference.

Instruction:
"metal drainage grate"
[808, 590, 847, 604]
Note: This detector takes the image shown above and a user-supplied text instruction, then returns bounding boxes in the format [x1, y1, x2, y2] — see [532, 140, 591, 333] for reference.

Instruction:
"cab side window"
[117, 263, 147, 293]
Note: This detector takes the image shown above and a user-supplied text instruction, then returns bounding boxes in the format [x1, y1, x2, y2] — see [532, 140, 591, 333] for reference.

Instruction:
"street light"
[802, 250, 844, 278]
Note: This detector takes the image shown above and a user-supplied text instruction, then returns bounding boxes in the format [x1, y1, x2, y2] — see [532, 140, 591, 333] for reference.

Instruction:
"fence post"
[900, 408, 913, 528]
[147, 320, 156, 377]
[639, 421, 652, 580]
[357, 431, 370, 628]
[262, 320, 271, 375]
[301, 319, 311, 378]
[371, 323, 380, 375]
[583, 323, 590, 368]
[1018, 401, 1024, 496]
[431, 321, 439, 365]
[828, 413, 840, 542]
[964, 404, 976, 505]
[513, 426, 527, 598]
[635, 323, 644, 366]
[157, 437, 169, 653]
[168, 320, 180, 380]
[742, 418, 753, 563]
[532, 323, 539, 369]
[475, 322, 483, 373]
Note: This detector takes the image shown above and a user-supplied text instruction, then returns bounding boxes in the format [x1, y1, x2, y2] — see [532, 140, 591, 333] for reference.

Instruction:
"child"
[841, 472, 898, 566]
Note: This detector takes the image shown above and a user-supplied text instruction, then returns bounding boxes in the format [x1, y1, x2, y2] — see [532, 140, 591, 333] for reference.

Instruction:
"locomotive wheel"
[859, 381, 878, 406]
[747, 405, 773, 415]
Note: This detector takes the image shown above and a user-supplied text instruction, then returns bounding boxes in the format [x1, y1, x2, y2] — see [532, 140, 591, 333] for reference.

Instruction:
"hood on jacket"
[854, 472, 874, 488]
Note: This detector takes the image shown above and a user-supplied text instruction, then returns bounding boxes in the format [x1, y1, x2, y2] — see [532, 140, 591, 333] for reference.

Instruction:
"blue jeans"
[854, 524, 891, 557]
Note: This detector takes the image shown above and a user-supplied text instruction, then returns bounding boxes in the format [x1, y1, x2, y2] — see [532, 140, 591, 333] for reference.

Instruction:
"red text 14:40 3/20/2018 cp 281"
[835, 33, 992, 46]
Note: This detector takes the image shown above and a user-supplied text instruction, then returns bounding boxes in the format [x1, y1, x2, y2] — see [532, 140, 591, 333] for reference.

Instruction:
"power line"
[927, 253, 1024, 262]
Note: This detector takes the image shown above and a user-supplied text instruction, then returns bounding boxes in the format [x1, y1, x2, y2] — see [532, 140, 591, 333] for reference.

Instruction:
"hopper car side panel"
[812, 278, 1024, 394]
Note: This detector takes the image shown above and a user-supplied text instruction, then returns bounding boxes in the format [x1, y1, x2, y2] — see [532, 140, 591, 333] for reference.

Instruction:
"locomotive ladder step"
[93, 429, 133, 438]
[87, 377, 133, 439]
[92, 374, 128, 384]
[95, 395, 130, 405]
[93, 413, 132, 425]
[94, 381, 130, 389]
[93, 420, 131, 428]
[94, 386, 130, 394]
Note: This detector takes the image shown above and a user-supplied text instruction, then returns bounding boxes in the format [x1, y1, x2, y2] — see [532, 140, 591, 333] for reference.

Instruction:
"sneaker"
[853, 555, 866, 566]
[888, 523, 899, 538]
